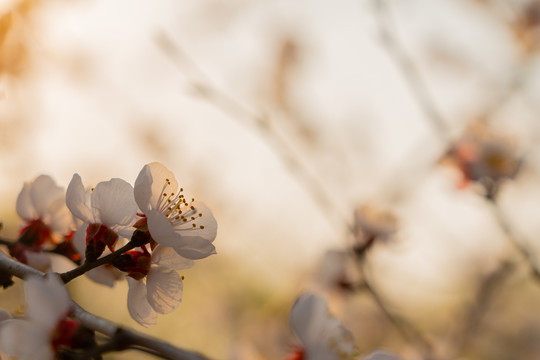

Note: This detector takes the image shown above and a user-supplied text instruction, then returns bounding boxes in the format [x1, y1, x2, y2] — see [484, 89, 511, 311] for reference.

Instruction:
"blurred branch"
[357, 257, 436, 360]
[449, 261, 514, 358]
[373, 0, 451, 145]
[487, 198, 540, 281]
[0, 251, 210, 360]
[59, 230, 148, 284]
[155, 32, 352, 235]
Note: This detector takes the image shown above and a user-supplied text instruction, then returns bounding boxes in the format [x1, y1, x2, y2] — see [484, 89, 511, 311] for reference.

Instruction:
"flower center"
[18, 218, 53, 248]
[113, 247, 152, 280]
[85, 223, 119, 262]
[158, 179, 206, 230]
[51, 318, 80, 353]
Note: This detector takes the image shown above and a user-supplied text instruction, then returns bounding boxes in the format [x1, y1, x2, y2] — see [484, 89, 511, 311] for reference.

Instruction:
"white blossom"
[126, 245, 194, 327]
[16, 175, 72, 238]
[134, 162, 217, 260]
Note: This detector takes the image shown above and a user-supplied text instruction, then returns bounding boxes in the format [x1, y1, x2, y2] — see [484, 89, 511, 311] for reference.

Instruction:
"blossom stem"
[0, 251, 209, 360]
[59, 230, 149, 284]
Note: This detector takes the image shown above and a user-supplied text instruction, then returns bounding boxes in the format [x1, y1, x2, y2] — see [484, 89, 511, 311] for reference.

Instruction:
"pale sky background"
[2, 0, 540, 357]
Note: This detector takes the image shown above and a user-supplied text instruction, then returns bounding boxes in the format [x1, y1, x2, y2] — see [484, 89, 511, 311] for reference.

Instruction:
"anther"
[200, 225, 205, 229]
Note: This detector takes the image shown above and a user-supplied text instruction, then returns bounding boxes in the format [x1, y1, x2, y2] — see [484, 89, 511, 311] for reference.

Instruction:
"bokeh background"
[2, 0, 540, 359]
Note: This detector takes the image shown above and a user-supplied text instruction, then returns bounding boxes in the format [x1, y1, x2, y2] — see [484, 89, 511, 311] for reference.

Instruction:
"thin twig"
[487, 198, 540, 280]
[155, 32, 353, 236]
[449, 261, 514, 358]
[357, 258, 435, 360]
[0, 251, 210, 360]
[373, 0, 451, 145]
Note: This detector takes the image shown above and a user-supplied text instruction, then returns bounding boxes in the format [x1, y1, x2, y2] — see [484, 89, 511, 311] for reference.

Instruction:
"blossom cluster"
[0, 161, 405, 360]
[5, 162, 217, 327]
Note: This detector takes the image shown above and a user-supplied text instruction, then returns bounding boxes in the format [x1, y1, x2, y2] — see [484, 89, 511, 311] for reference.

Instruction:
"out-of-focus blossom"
[0, 274, 83, 360]
[66, 174, 139, 261]
[316, 250, 360, 293]
[352, 205, 398, 255]
[118, 245, 193, 327]
[11, 175, 73, 270]
[441, 123, 522, 198]
[511, 1, 540, 55]
[134, 162, 217, 260]
[287, 293, 358, 360]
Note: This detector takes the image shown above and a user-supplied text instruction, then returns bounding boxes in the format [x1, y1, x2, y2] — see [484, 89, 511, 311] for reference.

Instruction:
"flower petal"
[91, 178, 138, 227]
[147, 210, 216, 260]
[26, 274, 71, 330]
[146, 266, 183, 315]
[0, 319, 53, 360]
[290, 293, 332, 347]
[25, 251, 52, 272]
[173, 236, 216, 260]
[66, 174, 94, 224]
[29, 175, 64, 219]
[15, 182, 36, 221]
[72, 224, 89, 260]
[145, 210, 178, 246]
[134, 162, 179, 213]
[152, 245, 194, 270]
[127, 277, 157, 327]
[173, 201, 217, 242]
[45, 197, 73, 234]
[86, 266, 123, 287]
[290, 293, 358, 359]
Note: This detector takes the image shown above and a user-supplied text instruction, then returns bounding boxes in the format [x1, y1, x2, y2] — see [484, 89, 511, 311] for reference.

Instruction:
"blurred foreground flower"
[287, 293, 358, 360]
[0, 274, 91, 360]
[316, 250, 360, 293]
[11, 175, 73, 270]
[134, 162, 217, 260]
[287, 293, 403, 360]
[352, 205, 397, 256]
